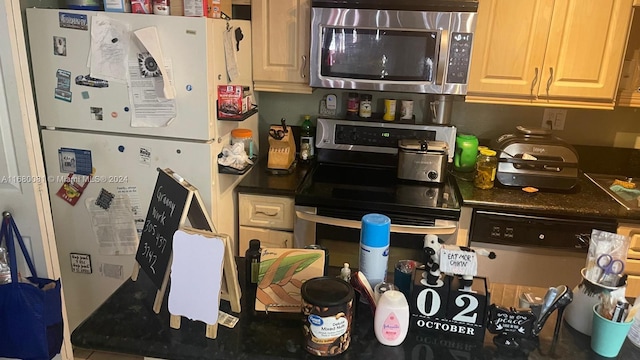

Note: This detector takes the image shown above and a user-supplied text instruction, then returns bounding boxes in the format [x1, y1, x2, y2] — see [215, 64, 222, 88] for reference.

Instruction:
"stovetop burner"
[296, 163, 461, 221]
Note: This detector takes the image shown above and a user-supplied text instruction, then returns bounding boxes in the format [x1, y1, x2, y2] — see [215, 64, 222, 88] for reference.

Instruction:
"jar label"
[382, 312, 402, 341]
[309, 314, 348, 340]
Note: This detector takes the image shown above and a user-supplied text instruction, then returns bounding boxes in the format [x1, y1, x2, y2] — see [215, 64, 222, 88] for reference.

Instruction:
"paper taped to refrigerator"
[90, 15, 130, 82]
[128, 60, 176, 127]
[134, 26, 175, 99]
[85, 194, 139, 255]
[116, 185, 144, 236]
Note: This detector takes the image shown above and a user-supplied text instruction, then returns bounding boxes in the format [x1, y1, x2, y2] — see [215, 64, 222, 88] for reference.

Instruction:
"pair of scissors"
[597, 254, 625, 284]
[269, 128, 285, 140]
[269, 118, 288, 140]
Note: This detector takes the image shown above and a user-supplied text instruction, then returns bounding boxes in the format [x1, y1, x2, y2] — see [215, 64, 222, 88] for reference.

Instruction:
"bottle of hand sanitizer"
[339, 262, 351, 282]
[374, 290, 409, 346]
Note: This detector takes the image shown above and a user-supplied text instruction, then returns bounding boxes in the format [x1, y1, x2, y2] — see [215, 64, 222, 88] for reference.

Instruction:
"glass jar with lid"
[231, 128, 254, 158]
[359, 94, 372, 118]
[474, 148, 498, 189]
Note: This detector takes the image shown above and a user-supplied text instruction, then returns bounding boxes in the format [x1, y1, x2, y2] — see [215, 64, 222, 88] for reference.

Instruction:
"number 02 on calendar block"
[409, 269, 489, 342]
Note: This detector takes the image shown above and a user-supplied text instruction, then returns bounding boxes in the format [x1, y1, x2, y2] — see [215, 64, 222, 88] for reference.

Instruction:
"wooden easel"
[131, 168, 241, 316]
[167, 227, 238, 339]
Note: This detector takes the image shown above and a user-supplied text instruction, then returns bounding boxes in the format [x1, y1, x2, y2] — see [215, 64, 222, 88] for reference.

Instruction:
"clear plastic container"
[0, 247, 11, 284]
[474, 148, 498, 189]
[628, 296, 640, 347]
[230, 128, 253, 158]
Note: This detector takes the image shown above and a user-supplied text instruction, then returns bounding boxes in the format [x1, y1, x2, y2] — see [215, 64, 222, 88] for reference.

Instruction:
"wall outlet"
[542, 109, 567, 130]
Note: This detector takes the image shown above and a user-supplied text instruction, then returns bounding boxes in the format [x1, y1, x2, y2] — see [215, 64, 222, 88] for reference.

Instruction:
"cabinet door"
[621, 224, 640, 297]
[467, 0, 553, 98]
[251, 0, 312, 93]
[239, 226, 293, 254]
[541, 0, 633, 101]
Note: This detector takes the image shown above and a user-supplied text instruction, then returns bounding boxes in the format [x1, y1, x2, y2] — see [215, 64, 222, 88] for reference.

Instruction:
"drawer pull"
[255, 210, 278, 217]
[628, 247, 640, 258]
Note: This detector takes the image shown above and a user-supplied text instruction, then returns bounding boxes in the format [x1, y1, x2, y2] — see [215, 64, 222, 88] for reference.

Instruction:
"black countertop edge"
[71, 258, 640, 360]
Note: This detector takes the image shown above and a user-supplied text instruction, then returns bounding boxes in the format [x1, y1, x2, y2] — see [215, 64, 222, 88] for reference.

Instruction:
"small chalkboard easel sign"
[131, 168, 241, 314]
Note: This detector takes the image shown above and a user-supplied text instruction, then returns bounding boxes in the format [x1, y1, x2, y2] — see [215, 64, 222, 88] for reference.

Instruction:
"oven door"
[309, 7, 476, 94]
[295, 205, 458, 273]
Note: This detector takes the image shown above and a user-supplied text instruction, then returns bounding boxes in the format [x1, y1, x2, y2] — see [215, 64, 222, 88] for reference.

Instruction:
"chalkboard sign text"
[135, 169, 190, 289]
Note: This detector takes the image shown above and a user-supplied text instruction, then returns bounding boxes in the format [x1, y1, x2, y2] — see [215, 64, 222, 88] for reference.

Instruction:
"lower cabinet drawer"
[627, 258, 640, 275]
[239, 194, 294, 230]
[239, 226, 293, 255]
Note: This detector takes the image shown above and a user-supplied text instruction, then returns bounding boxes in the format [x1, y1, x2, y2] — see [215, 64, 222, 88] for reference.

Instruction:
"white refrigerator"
[27, 8, 257, 330]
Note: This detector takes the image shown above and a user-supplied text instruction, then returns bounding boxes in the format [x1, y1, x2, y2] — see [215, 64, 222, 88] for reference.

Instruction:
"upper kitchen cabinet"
[467, 0, 634, 110]
[617, 7, 640, 107]
[251, 0, 313, 94]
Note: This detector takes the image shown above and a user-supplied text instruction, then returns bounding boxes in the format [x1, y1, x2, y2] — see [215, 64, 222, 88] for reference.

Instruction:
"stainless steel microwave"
[309, 0, 478, 94]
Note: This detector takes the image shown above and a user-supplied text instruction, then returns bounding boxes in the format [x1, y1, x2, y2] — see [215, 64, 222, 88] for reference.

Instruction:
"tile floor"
[74, 348, 143, 360]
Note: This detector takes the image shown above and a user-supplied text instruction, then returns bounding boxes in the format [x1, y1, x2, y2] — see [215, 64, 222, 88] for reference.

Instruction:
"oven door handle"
[295, 210, 457, 235]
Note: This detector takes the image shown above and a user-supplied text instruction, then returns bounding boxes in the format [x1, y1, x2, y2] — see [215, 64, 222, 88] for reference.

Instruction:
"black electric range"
[295, 118, 461, 224]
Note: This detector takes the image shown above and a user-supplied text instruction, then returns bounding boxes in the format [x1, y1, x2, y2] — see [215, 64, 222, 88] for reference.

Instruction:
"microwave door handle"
[295, 210, 457, 235]
[435, 30, 449, 86]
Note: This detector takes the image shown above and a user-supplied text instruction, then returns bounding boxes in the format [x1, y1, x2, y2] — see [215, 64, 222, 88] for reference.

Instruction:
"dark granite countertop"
[236, 152, 640, 223]
[454, 171, 640, 222]
[236, 157, 313, 197]
[71, 260, 640, 360]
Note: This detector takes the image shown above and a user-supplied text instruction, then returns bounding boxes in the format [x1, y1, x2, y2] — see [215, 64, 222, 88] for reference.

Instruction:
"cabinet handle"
[530, 67, 539, 97]
[255, 210, 278, 217]
[300, 55, 307, 79]
[545, 67, 553, 99]
[284, 239, 288, 247]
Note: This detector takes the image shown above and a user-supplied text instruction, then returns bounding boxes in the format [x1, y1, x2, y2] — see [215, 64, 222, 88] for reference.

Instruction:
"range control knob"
[427, 170, 438, 180]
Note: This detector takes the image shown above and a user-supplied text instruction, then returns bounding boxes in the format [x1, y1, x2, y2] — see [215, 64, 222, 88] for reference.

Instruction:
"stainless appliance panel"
[294, 118, 461, 276]
[310, 7, 476, 94]
[315, 118, 457, 161]
[295, 205, 459, 273]
[469, 209, 618, 288]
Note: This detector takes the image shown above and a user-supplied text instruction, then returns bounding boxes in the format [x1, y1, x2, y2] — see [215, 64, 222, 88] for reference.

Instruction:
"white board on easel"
[169, 228, 224, 326]
[168, 227, 239, 339]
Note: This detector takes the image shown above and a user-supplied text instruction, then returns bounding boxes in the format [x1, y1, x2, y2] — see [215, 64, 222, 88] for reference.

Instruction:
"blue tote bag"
[0, 213, 63, 360]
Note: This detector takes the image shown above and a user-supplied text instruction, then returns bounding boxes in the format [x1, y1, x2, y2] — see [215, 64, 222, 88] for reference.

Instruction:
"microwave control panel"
[446, 32, 473, 84]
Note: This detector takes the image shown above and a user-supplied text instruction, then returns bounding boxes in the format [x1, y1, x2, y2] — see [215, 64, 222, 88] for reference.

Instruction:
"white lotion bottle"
[374, 290, 409, 346]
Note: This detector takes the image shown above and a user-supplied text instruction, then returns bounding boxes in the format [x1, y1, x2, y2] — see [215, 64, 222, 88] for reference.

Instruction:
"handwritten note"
[135, 169, 189, 289]
[439, 245, 478, 277]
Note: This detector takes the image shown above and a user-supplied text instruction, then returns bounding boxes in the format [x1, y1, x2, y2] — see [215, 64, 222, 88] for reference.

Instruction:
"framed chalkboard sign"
[131, 168, 241, 315]
[135, 168, 191, 289]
